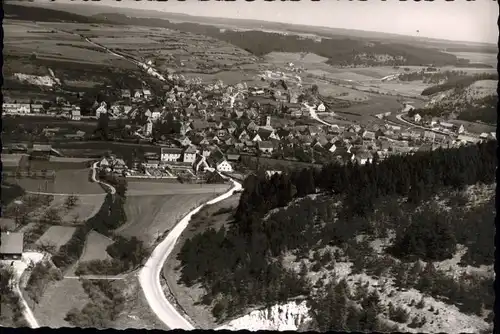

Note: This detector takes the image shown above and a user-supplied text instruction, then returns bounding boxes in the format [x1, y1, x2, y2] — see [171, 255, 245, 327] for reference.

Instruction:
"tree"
[65, 195, 79, 210]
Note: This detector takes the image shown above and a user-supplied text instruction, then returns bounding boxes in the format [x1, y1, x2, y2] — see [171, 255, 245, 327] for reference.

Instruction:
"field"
[36, 226, 76, 252]
[6, 169, 104, 195]
[78, 231, 114, 262]
[446, 52, 497, 67]
[4, 20, 136, 71]
[48, 194, 106, 223]
[162, 194, 241, 329]
[30, 278, 91, 328]
[126, 181, 230, 196]
[117, 193, 225, 247]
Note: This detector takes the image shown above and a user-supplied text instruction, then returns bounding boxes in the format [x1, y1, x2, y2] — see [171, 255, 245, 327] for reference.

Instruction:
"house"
[31, 144, 52, 160]
[144, 119, 153, 136]
[227, 154, 241, 162]
[31, 104, 44, 114]
[355, 152, 373, 165]
[161, 147, 183, 162]
[134, 90, 143, 99]
[458, 125, 465, 134]
[317, 103, 326, 112]
[252, 133, 262, 142]
[143, 89, 152, 99]
[440, 121, 455, 130]
[362, 130, 376, 141]
[191, 120, 211, 131]
[215, 159, 233, 173]
[71, 106, 81, 121]
[96, 105, 107, 118]
[236, 129, 251, 141]
[179, 136, 192, 147]
[423, 131, 435, 142]
[183, 146, 197, 164]
[121, 89, 131, 99]
[2, 103, 30, 114]
[479, 132, 490, 140]
[142, 160, 160, 168]
[258, 141, 274, 154]
[151, 110, 161, 121]
[0, 232, 24, 260]
[324, 143, 337, 153]
[457, 134, 480, 144]
[247, 121, 259, 132]
[414, 114, 422, 123]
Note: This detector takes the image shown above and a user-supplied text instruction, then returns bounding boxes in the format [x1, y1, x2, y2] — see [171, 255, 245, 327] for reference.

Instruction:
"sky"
[34, 0, 498, 44]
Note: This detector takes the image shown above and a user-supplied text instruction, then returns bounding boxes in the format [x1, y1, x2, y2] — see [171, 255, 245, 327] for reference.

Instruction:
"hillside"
[3, 3, 110, 24]
[412, 76, 498, 124]
[175, 141, 495, 332]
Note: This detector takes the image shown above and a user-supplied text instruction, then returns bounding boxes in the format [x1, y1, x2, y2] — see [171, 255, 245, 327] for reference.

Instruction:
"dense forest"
[177, 140, 496, 327]
[420, 72, 498, 96]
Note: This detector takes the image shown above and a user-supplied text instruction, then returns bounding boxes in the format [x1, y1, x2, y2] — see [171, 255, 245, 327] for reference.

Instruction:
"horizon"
[27, 0, 499, 45]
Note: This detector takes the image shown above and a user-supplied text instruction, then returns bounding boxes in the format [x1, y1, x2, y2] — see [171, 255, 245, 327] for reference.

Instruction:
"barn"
[0, 232, 24, 260]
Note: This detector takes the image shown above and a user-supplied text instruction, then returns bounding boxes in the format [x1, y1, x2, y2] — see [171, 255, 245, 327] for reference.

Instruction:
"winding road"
[395, 113, 453, 136]
[139, 175, 242, 330]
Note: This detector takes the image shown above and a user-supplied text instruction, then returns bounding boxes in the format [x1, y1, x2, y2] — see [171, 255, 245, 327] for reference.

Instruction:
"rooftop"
[0, 232, 24, 254]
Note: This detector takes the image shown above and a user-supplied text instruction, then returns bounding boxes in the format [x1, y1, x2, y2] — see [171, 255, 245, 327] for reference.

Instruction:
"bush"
[388, 303, 410, 323]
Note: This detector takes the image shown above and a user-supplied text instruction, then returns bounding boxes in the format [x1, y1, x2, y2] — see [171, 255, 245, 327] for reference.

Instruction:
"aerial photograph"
[0, 0, 497, 332]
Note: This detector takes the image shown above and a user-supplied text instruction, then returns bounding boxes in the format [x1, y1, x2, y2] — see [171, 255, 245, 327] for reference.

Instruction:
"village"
[3, 66, 496, 183]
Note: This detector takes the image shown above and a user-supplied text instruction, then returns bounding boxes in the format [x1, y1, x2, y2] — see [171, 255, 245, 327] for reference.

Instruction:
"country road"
[395, 113, 452, 136]
[139, 175, 242, 330]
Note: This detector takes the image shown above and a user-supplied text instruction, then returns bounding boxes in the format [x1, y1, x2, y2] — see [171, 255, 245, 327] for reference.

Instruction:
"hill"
[3, 3, 110, 24]
[410, 74, 498, 124]
[174, 141, 496, 332]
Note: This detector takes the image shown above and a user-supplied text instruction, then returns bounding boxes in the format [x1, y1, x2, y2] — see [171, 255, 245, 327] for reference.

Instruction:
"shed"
[0, 232, 24, 260]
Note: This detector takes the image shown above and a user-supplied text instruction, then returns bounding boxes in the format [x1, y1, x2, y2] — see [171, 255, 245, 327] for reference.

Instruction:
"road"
[64, 275, 126, 280]
[91, 162, 116, 195]
[14, 283, 39, 329]
[395, 113, 452, 136]
[304, 102, 336, 127]
[139, 175, 242, 330]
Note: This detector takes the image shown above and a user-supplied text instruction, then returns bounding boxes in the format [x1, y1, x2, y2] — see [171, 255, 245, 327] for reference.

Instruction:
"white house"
[317, 103, 326, 112]
[414, 114, 422, 123]
[96, 105, 107, 118]
[183, 146, 197, 164]
[144, 119, 153, 136]
[252, 134, 262, 142]
[151, 110, 161, 121]
[143, 89, 152, 99]
[216, 159, 233, 173]
[161, 147, 183, 162]
[71, 106, 81, 121]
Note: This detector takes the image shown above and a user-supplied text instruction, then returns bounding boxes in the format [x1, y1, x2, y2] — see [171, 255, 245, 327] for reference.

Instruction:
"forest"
[177, 140, 496, 328]
[420, 72, 498, 96]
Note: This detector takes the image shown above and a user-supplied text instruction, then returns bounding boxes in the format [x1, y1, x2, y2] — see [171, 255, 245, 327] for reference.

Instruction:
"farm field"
[36, 226, 76, 252]
[13, 156, 92, 171]
[7, 169, 105, 195]
[79, 231, 113, 262]
[315, 82, 371, 101]
[446, 52, 497, 67]
[2, 154, 24, 167]
[126, 181, 230, 196]
[117, 193, 222, 246]
[162, 194, 241, 329]
[49, 194, 106, 223]
[338, 94, 405, 117]
[182, 70, 262, 86]
[30, 278, 91, 328]
[4, 20, 136, 70]
[264, 52, 329, 65]
[109, 276, 168, 330]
